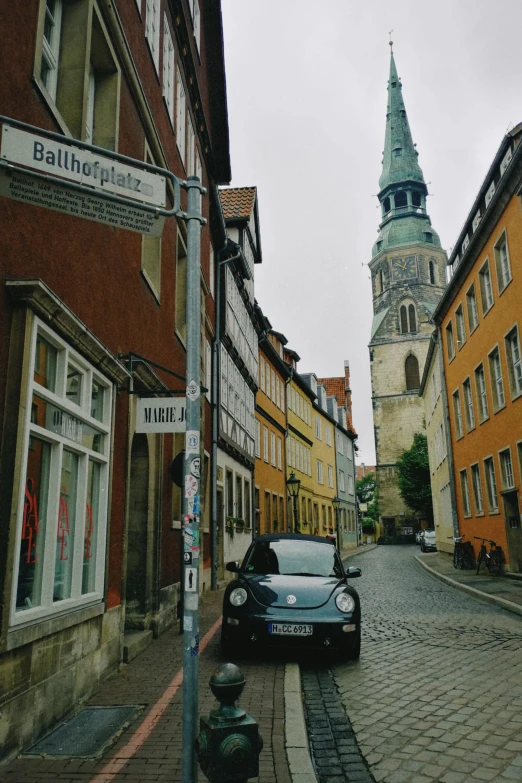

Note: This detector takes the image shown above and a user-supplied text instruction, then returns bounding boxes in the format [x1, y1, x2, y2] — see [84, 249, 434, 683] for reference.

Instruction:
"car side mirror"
[225, 560, 240, 573]
[345, 566, 362, 578]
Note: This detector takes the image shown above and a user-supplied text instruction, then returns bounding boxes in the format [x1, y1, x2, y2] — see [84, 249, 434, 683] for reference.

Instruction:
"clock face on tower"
[392, 256, 417, 281]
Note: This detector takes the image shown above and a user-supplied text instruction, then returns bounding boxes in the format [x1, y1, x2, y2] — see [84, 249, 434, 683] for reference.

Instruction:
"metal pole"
[335, 507, 340, 553]
[181, 175, 204, 783]
[293, 497, 298, 533]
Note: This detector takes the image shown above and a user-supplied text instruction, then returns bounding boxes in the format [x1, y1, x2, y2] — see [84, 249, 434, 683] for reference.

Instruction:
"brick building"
[0, 0, 230, 759]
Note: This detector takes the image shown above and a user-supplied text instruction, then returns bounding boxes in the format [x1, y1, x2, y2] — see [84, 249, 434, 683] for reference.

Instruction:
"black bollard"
[196, 662, 263, 782]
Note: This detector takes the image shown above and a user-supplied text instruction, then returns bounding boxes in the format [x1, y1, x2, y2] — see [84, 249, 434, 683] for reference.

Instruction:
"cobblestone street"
[334, 546, 522, 783]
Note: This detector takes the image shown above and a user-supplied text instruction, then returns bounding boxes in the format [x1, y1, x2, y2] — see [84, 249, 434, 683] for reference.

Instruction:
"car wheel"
[420, 544, 425, 552]
[341, 628, 361, 661]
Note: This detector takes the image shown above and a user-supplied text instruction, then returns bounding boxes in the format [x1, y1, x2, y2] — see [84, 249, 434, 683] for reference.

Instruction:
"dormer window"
[500, 147, 513, 176]
[472, 210, 481, 231]
[485, 180, 495, 207]
[462, 235, 469, 253]
[424, 231, 433, 244]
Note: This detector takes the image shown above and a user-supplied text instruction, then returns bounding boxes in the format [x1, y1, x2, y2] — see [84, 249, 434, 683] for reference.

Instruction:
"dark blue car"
[221, 533, 362, 660]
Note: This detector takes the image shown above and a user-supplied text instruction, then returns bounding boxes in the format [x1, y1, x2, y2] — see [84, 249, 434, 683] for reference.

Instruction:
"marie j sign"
[136, 397, 186, 434]
[0, 125, 167, 235]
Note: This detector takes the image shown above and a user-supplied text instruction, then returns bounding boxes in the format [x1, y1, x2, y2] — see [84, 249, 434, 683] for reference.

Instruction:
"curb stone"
[415, 554, 522, 618]
[285, 662, 318, 783]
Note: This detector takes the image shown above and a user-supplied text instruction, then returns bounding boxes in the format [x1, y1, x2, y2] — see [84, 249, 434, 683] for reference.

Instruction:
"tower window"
[424, 231, 433, 243]
[394, 192, 407, 208]
[405, 355, 420, 390]
[412, 192, 422, 207]
[429, 260, 436, 285]
[400, 305, 408, 334]
[408, 304, 417, 332]
[383, 197, 391, 214]
[400, 303, 417, 334]
[378, 268, 384, 293]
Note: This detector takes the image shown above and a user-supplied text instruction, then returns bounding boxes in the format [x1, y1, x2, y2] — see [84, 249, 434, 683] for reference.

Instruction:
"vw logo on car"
[286, 594, 297, 605]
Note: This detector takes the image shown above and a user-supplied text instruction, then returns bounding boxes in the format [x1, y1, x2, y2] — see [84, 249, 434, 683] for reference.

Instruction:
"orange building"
[434, 123, 522, 572]
[254, 313, 290, 534]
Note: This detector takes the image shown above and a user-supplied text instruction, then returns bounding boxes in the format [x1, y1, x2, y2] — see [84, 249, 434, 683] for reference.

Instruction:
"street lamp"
[332, 496, 341, 553]
[286, 471, 301, 533]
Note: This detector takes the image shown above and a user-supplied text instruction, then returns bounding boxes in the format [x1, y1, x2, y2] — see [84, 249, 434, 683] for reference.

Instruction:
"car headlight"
[335, 592, 355, 613]
[229, 587, 248, 607]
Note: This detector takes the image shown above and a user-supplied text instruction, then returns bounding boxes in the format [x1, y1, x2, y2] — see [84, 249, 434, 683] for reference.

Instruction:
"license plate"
[268, 623, 313, 636]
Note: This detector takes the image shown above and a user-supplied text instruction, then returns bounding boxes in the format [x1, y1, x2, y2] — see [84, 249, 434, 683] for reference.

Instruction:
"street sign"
[1, 126, 166, 207]
[135, 397, 186, 433]
[0, 167, 165, 236]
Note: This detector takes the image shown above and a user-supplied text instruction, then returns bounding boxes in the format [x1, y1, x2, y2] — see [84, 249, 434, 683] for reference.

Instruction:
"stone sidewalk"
[416, 549, 522, 617]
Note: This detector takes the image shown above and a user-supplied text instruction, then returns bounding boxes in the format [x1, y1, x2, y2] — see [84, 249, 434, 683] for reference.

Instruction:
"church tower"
[369, 46, 447, 537]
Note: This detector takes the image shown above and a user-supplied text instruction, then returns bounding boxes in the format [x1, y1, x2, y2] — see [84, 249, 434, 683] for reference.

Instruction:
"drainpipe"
[436, 327, 460, 537]
[210, 190, 241, 590]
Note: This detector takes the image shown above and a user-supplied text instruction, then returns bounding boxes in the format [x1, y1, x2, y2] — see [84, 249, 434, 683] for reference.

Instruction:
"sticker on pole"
[186, 431, 200, 455]
[186, 380, 200, 401]
[185, 568, 197, 592]
[184, 551, 193, 565]
[185, 593, 198, 610]
[190, 457, 200, 478]
[185, 475, 198, 498]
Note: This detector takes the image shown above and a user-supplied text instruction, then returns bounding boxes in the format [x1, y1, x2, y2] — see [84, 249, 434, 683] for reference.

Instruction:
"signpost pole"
[181, 176, 204, 783]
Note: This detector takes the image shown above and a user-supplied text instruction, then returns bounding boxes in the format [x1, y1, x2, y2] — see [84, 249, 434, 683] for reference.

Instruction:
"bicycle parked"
[474, 537, 504, 576]
[448, 535, 474, 570]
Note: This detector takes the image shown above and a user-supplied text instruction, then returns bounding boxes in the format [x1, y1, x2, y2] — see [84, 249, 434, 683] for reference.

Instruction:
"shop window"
[13, 321, 111, 624]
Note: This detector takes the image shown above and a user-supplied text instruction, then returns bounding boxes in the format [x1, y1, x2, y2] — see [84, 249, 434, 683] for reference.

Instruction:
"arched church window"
[383, 197, 391, 214]
[400, 305, 408, 334]
[429, 260, 436, 285]
[394, 192, 407, 208]
[405, 355, 420, 390]
[412, 192, 422, 207]
[408, 304, 417, 332]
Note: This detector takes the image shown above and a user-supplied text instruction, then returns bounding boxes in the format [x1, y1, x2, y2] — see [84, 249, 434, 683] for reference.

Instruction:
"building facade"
[254, 319, 290, 535]
[433, 124, 522, 572]
[216, 187, 260, 575]
[0, 0, 230, 759]
[369, 49, 446, 537]
[419, 334, 457, 553]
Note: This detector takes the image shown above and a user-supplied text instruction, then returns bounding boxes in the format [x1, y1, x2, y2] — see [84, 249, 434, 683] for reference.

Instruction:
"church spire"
[372, 44, 441, 258]
[379, 48, 425, 192]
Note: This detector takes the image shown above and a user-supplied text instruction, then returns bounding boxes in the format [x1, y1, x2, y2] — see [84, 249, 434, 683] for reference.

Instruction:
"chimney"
[344, 360, 353, 421]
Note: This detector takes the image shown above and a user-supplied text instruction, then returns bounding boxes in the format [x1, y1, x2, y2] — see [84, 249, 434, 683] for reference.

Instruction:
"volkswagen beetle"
[221, 533, 362, 660]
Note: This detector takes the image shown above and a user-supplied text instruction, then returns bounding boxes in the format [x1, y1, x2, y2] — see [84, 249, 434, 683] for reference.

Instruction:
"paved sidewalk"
[2, 585, 291, 783]
[416, 549, 522, 617]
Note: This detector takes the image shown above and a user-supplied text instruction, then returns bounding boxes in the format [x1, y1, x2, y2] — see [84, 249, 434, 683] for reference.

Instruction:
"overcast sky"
[220, 0, 522, 466]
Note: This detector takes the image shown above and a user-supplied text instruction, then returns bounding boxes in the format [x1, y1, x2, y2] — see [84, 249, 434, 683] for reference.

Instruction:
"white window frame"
[40, 0, 63, 101]
[484, 456, 499, 512]
[327, 465, 334, 488]
[499, 448, 515, 490]
[255, 419, 260, 459]
[176, 66, 186, 164]
[317, 460, 324, 485]
[325, 425, 332, 447]
[263, 426, 269, 463]
[315, 415, 322, 440]
[162, 16, 175, 124]
[494, 233, 512, 293]
[277, 437, 282, 471]
[456, 304, 466, 349]
[474, 363, 489, 423]
[145, 0, 161, 74]
[479, 260, 494, 314]
[463, 377, 475, 431]
[453, 389, 463, 439]
[500, 147, 513, 176]
[466, 283, 479, 333]
[506, 326, 522, 398]
[339, 470, 345, 492]
[489, 346, 505, 411]
[460, 469, 471, 517]
[471, 463, 484, 514]
[10, 318, 112, 627]
[485, 180, 496, 207]
[270, 431, 276, 467]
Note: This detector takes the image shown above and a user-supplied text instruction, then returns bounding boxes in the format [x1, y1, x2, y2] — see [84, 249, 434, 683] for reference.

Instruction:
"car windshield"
[243, 539, 344, 579]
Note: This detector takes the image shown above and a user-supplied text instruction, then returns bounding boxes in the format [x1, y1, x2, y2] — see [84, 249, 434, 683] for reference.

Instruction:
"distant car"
[420, 530, 437, 552]
[221, 533, 362, 660]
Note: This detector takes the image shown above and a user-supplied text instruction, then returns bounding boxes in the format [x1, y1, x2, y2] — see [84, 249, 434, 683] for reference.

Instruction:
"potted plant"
[225, 516, 235, 537]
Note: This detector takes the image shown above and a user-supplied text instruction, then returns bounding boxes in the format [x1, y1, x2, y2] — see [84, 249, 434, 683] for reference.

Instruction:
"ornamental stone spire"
[372, 49, 441, 258]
